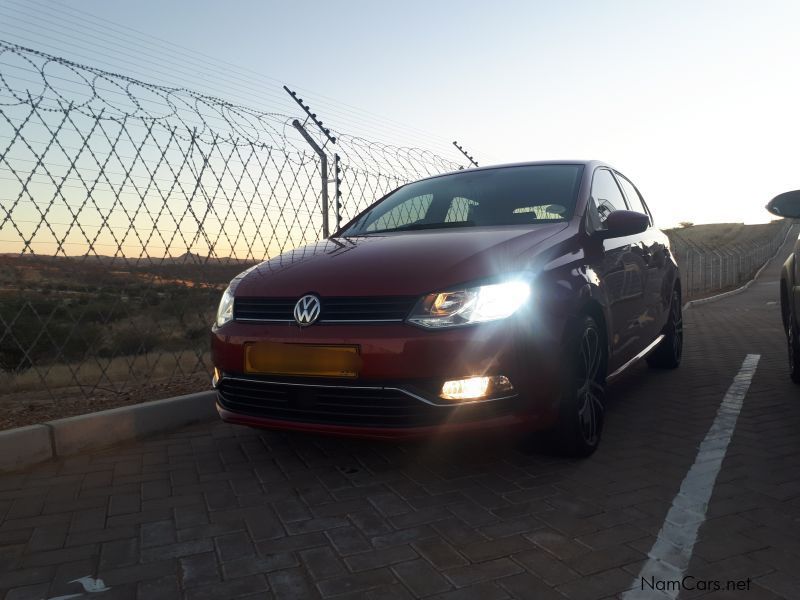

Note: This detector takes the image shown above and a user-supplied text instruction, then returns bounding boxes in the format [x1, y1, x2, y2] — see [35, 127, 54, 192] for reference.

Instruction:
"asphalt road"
[1, 229, 798, 600]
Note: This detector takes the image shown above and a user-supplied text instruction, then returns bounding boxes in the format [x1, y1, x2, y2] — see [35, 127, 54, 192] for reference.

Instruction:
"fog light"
[440, 375, 513, 401]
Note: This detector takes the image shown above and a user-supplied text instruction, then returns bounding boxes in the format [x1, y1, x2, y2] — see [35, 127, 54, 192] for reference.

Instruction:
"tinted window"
[341, 165, 584, 235]
[616, 173, 649, 219]
[590, 169, 626, 224]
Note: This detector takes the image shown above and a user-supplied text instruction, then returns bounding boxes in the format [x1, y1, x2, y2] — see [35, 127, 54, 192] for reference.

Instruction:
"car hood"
[234, 223, 570, 297]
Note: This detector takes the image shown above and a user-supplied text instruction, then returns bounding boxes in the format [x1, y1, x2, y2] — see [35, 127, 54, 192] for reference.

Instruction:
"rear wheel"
[787, 317, 800, 384]
[647, 289, 683, 369]
[552, 315, 606, 457]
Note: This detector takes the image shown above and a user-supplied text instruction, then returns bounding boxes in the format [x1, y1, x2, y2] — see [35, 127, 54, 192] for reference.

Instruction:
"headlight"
[215, 286, 235, 327]
[407, 280, 531, 329]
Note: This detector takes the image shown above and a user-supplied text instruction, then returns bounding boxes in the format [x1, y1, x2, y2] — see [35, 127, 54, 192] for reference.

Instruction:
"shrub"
[110, 327, 160, 356]
[0, 345, 31, 372]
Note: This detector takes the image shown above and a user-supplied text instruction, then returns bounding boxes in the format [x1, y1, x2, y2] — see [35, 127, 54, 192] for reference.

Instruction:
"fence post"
[292, 120, 329, 237]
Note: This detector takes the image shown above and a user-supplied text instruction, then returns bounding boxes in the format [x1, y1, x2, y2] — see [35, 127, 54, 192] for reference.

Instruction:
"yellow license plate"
[244, 342, 361, 378]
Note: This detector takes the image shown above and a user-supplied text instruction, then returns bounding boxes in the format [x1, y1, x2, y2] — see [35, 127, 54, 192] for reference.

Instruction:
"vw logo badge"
[293, 294, 321, 326]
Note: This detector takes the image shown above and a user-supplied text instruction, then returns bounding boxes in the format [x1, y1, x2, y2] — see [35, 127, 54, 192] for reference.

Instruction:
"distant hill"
[0, 252, 259, 289]
[663, 220, 786, 250]
[0, 252, 256, 265]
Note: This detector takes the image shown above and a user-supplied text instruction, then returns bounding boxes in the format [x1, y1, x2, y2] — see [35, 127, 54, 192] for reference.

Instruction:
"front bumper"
[217, 399, 535, 440]
[215, 373, 530, 435]
[211, 319, 562, 437]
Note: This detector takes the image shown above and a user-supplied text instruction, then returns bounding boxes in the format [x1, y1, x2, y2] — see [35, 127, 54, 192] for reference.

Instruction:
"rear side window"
[590, 169, 626, 224]
[616, 173, 650, 222]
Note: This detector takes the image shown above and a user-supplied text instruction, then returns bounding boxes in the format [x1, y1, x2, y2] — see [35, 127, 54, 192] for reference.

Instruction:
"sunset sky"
[1, 0, 799, 231]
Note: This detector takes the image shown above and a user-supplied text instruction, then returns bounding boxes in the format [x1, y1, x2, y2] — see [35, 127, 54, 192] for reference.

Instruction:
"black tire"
[552, 315, 606, 458]
[647, 289, 683, 369]
[787, 317, 800, 384]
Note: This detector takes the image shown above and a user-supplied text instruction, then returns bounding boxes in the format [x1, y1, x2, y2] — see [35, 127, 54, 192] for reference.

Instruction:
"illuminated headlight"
[440, 375, 514, 401]
[215, 286, 235, 327]
[407, 280, 531, 329]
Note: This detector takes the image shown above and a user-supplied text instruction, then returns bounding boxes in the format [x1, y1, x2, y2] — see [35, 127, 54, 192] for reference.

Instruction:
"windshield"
[339, 164, 584, 236]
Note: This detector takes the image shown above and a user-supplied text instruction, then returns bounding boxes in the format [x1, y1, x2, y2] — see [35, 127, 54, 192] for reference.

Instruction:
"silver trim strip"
[234, 318, 404, 324]
[320, 319, 404, 323]
[607, 334, 665, 382]
[219, 375, 516, 407]
[235, 318, 294, 323]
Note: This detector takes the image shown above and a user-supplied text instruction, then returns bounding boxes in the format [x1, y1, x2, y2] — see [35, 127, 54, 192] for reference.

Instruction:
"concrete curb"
[684, 223, 796, 311]
[0, 425, 53, 473]
[0, 390, 217, 473]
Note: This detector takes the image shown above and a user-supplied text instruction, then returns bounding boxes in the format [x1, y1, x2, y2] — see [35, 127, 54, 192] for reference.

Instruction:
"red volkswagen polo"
[211, 161, 682, 456]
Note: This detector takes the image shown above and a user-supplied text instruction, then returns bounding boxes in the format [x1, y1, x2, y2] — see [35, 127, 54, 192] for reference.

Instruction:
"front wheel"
[647, 289, 683, 369]
[552, 315, 607, 457]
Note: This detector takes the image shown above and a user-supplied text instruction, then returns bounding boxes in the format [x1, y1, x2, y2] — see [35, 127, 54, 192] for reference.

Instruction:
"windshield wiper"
[356, 221, 476, 235]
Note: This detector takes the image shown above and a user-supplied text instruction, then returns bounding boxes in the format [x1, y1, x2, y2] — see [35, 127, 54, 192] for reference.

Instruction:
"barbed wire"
[0, 40, 463, 175]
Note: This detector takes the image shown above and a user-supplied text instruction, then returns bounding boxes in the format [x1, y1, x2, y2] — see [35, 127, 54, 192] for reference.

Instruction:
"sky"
[1, 0, 799, 228]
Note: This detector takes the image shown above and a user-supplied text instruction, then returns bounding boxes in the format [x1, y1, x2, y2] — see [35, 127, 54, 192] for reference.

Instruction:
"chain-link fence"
[0, 41, 463, 415]
[0, 40, 791, 420]
[666, 220, 792, 301]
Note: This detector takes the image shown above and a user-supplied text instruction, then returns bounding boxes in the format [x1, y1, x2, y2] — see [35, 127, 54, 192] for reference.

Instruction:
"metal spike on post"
[283, 85, 337, 146]
[284, 85, 338, 237]
[333, 153, 342, 230]
[452, 141, 479, 168]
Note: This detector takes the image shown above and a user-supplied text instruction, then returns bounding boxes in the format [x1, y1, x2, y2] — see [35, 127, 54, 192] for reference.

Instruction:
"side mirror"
[595, 210, 650, 240]
[766, 190, 800, 219]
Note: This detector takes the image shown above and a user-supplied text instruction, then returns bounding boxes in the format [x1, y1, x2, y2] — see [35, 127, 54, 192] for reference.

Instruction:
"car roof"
[415, 160, 610, 183]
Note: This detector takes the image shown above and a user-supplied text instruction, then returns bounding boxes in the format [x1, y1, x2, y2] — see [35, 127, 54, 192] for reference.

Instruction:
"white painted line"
[621, 354, 761, 599]
[46, 575, 111, 599]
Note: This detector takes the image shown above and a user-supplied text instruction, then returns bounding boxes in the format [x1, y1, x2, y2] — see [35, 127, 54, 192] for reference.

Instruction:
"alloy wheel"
[576, 326, 604, 445]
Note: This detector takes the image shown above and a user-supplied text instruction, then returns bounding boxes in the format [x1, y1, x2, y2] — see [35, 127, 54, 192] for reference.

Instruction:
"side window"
[367, 194, 433, 231]
[590, 169, 626, 224]
[616, 173, 651, 223]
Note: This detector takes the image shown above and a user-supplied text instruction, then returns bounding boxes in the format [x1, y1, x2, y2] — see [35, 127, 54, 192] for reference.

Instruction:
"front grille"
[234, 296, 417, 323]
[217, 377, 518, 428]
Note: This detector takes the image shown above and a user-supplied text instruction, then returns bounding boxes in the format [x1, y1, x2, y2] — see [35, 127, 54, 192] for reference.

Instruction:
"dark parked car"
[211, 161, 682, 456]
[766, 190, 800, 382]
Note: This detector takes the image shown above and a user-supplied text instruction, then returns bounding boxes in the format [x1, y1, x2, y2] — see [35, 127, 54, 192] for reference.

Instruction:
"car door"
[615, 171, 669, 338]
[585, 168, 650, 368]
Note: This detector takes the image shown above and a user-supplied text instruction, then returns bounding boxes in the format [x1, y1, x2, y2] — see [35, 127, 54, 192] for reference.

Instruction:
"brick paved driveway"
[2, 234, 799, 600]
